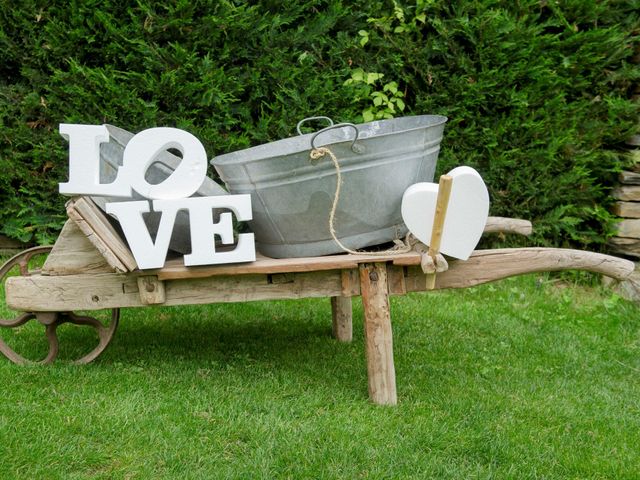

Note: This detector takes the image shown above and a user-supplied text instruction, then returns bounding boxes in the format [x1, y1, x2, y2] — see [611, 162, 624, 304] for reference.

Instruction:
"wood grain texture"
[426, 248, 634, 290]
[427, 175, 453, 257]
[67, 207, 128, 273]
[155, 217, 536, 281]
[616, 219, 640, 239]
[613, 186, 640, 202]
[42, 220, 114, 275]
[67, 197, 137, 271]
[612, 202, 640, 219]
[156, 252, 423, 280]
[340, 269, 361, 297]
[6, 270, 342, 312]
[387, 265, 407, 295]
[137, 276, 166, 305]
[6, 248, 633, 312]
[484, 217, 533, 236]
[359, 263, 397, 406]
[620, 170, 640, 185]
[426, 175, 453, 290]
[331, 296, 353, 342]
[608, 237, 640, 257]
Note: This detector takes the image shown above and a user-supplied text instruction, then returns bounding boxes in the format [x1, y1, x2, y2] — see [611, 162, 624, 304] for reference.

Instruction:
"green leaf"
[351, 69, 364, 82]
[383, 82, 398, 94]
[366, 72, 383, 85]
[362, 109, 375, 123]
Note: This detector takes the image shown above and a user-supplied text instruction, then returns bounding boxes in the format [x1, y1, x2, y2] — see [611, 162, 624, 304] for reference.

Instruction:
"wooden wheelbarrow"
[1, 196, 636, 405]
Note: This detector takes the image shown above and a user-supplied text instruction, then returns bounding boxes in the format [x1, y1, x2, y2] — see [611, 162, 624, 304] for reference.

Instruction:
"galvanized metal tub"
[211, 115, 447, 258]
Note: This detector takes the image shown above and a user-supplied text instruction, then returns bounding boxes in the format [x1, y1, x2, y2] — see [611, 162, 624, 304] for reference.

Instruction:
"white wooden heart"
[401, 166, 489, 260]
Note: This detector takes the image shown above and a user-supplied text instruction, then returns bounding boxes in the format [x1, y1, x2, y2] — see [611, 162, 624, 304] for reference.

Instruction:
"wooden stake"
[426, 175, 453, 290]
[359, 262, 397, 405]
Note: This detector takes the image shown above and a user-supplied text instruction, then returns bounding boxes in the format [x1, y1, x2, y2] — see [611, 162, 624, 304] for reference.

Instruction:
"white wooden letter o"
[122, 127, 207, 200]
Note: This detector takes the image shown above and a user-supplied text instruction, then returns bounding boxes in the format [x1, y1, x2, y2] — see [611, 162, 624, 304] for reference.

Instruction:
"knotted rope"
[309, 146, 414, 256]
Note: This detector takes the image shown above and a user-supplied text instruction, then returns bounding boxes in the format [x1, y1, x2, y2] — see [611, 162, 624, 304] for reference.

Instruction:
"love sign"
[59, 124, 256, 269]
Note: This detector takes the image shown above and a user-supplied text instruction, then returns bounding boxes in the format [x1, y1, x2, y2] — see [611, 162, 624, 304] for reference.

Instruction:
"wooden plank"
[331, 296, 353, 342]
[154, 216, 533, 281]
[67, 197, 137, 271]
[6, 270, 342, 312]
[157, 252, 423, 280]
[387, 264, 407, 295]
[7, 247, 633, 312]
[42, 220, 114, 275]
[359, 263, 397, 406]
[137, 276, 166, 305]
[613, 186, 640, 202]
[484, 217, 533, 236]
[616, 219, 640, 239]
[608, 237, 640, 257]
[66, 207, 129, 273]
[612, 202, 640, 219]
[619, 170, 640, 185]
[76, 196, 137, 270]
[340, 269, 360, 297]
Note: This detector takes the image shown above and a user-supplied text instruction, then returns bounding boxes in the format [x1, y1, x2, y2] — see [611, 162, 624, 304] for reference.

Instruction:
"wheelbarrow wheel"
[0, 246, 120, 365]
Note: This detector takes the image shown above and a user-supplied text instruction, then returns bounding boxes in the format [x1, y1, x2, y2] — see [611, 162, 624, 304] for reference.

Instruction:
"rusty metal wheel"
[0, 246, 120, 365]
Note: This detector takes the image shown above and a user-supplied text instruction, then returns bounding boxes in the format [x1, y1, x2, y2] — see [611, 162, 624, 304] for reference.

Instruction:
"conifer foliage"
[1, 1, 638, 248]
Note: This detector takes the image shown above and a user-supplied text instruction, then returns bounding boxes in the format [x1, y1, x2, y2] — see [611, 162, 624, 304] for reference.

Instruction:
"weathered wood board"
[66, 197, 137, 272]
[42, 220, 114, 275]
[6, 248, 634, 312]
[620, 170, 640, 185]
[612, 202, 640, 219]
[608, 236, 640, 258]
[5, 270, 343, 311]
[613, 186, 640, 202]
[616, 219, 640, 239]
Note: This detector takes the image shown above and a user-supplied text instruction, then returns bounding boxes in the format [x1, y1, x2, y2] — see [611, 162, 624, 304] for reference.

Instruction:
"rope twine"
[309, 146, 414, 256]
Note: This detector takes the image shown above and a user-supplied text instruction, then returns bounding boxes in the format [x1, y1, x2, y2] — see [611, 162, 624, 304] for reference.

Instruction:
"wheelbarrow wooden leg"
[331, 296, 352, 342]
[359, 262, 397, 406]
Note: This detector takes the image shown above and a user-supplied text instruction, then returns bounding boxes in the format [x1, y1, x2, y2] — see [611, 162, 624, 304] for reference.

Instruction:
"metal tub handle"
[296, 116, 334, 135]
[310, 123, 364, 154]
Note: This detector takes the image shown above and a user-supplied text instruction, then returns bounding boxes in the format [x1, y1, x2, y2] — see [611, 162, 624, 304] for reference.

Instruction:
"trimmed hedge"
[1, 0, 638, 249]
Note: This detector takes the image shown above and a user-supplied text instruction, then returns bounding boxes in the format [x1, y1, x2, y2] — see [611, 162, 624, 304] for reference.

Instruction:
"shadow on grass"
[93, 299, 368, 393]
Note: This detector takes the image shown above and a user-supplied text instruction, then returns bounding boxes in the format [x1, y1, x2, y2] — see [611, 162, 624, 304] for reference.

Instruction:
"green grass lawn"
[1, 274, 639, 479]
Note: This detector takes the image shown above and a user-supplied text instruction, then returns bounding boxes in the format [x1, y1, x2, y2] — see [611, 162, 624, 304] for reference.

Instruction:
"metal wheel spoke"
[0, 312, 36, 328]
[69, 310, 120, 365]
[0, 313, 58, 365]
[42, 323, 61, 365]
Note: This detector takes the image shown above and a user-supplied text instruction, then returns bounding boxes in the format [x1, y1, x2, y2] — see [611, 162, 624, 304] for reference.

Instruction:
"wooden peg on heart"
[401, 166, 490, 262]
